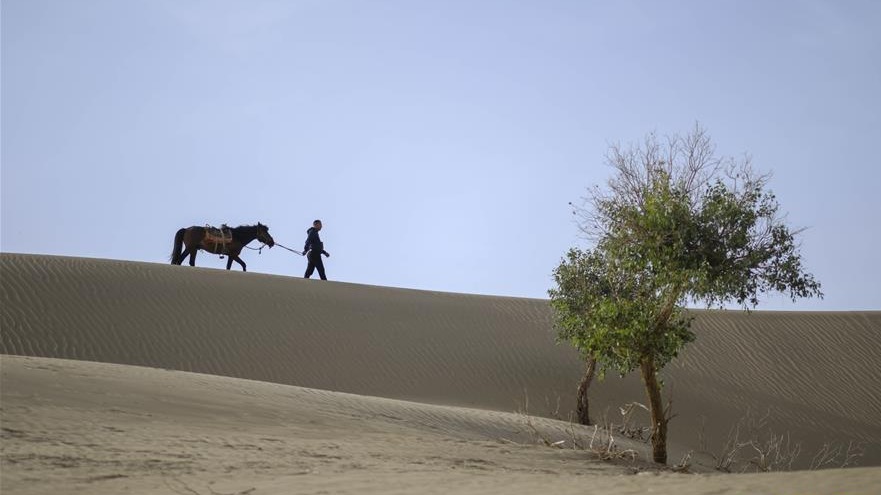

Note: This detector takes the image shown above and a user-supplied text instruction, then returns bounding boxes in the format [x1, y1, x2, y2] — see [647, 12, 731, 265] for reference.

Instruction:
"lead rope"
[274, 242, 304, 256]
[243, 240, 303, 256]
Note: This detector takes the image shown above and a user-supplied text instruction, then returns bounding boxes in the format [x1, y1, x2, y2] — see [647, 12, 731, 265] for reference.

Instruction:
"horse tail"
[171, 228, 186, 264]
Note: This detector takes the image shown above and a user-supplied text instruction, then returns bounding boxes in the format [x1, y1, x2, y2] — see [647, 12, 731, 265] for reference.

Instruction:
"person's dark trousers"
[304, 251, 327, 280]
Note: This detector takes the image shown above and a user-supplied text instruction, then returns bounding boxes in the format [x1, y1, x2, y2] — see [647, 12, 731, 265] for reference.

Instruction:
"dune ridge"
[2, 253, 880, 475]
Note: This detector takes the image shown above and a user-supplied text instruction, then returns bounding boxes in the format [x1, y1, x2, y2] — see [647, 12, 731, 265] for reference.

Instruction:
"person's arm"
[303, 231, 313, 253]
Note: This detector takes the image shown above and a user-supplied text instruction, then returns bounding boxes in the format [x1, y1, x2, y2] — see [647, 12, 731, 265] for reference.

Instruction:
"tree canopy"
[549, 125, 821, 463]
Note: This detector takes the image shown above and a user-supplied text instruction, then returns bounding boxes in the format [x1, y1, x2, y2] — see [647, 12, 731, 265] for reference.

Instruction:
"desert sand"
[2, 253, 880, 494]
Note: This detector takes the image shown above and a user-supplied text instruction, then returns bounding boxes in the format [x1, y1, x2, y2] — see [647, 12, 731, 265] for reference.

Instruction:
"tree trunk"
[576, 357, 597, 425]
[640, 356, 668, 464]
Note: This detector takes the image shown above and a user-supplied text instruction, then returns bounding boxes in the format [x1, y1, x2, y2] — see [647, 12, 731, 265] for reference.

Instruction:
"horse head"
[256, 223, 275, 248]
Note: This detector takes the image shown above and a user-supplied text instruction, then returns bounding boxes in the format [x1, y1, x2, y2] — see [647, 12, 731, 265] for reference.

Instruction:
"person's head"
[313, 219, 322, 231]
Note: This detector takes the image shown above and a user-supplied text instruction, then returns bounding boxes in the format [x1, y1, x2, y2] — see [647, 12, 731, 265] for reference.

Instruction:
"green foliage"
[550, 247, 694, 378]
[550, 125, 822, 380]
[551, 125, 822, 464]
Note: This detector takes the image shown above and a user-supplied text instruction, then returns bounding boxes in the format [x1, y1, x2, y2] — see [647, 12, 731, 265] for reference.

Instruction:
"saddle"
[204, 224, 233, 243]
[203, 224, 233, 256]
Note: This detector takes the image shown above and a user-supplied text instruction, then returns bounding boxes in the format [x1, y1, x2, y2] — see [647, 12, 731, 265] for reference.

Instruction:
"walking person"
[303, 219, 330, 280]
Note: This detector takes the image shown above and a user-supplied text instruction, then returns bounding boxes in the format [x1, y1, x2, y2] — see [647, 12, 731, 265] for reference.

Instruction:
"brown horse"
[171, 223, 274, 271]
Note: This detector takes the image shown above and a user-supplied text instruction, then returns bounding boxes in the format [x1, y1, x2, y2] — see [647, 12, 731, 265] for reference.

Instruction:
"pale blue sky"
[2, 0, 879, 310]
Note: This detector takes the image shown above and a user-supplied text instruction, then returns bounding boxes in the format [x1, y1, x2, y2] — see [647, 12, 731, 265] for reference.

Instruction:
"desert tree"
[549, 124, 821, 464]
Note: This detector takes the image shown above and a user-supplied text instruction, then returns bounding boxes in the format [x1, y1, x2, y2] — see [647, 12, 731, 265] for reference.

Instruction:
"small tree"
[549, 125, 821, 464]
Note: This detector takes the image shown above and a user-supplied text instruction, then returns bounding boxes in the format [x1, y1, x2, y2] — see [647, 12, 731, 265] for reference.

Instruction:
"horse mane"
[229, 223, 266, 239]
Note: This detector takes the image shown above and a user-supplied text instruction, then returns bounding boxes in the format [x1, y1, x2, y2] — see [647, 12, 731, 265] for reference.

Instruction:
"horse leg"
[171, 228, 186, 265]
[229, 255, 246, 271]
[179, 230, 202, 267]
[175, 248, 189, 265]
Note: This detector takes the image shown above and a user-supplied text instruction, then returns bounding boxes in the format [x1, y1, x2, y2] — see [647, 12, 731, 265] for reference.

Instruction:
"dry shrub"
[700, 408, 864, 473]
[514, 393, 640, 462]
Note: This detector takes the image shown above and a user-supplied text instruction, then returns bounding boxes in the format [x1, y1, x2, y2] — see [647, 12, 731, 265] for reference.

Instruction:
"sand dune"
[5, 355, 880, 494]
[2, 253, 881, 493]
[3, 355, 880, 494]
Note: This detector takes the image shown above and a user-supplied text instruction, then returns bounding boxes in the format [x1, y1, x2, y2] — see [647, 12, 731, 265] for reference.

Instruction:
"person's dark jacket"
[304, 227, 327, 256]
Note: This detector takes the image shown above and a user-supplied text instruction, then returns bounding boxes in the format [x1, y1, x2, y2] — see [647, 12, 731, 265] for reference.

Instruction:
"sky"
[2, 0, 879, 310]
